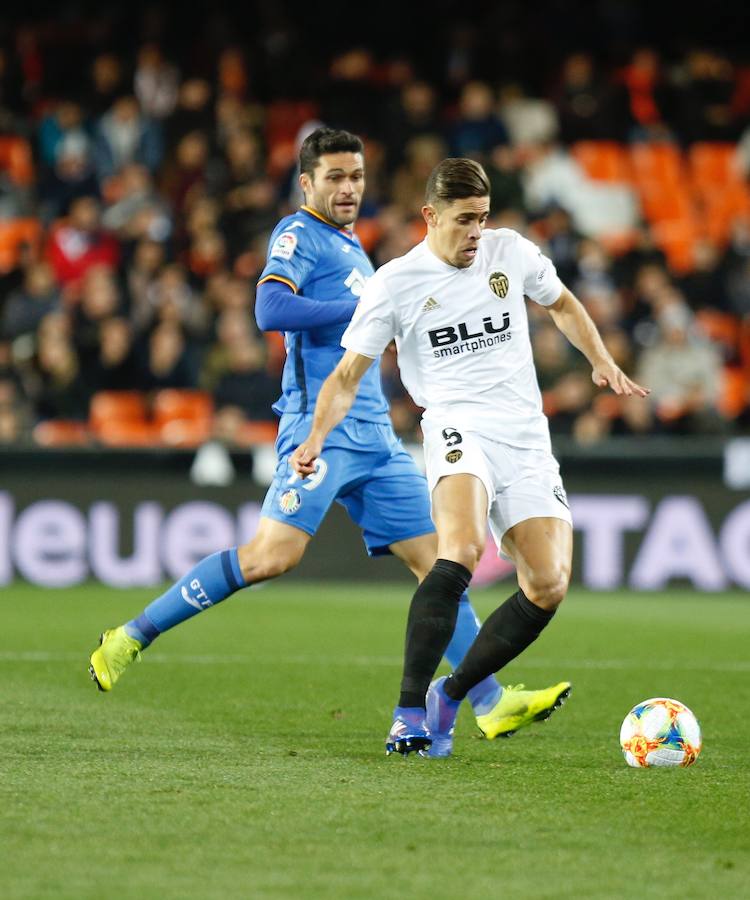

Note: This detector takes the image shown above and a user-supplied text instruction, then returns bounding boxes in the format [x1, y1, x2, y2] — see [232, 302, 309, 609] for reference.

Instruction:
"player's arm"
[290, 350, 374, 476]
[547, 286, 650, 397]
[255, 278, 358, 331]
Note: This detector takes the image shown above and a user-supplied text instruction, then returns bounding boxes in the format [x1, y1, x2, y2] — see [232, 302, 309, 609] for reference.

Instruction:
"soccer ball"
[619, 697, 702, 768]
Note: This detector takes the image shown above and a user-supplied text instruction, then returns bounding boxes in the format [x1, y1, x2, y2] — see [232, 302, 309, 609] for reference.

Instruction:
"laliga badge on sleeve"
[270, 231, 298, 260]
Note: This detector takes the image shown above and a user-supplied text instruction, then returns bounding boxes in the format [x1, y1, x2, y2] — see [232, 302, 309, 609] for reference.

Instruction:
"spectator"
[670, 49, 742, 145]
[37, 100, 91, 172]
[554, 52, 630, 143]
[37, 131, 100, 223]
[637, 303, 725, 434]
[93, 94, 163, 182]
[83, 53, 127, 119]
[85, 316, 140, 392]
[72, 264, 123, 371]
[121, 237, 168, 333]
[497, 82, 559, 148]
[159, 130, 210, 244]
[45, 196, 120, 293]
[101, 162, 172, 243]
[133, 43, 179, 121]
[165, 78, 214, 156]
[137, 321, 196, 391]
[213, 128, 277, 261]
[618, 47, 676, 142]
[485, 144, 525, 215]
[382, 80, 443, 172]
[32, 331, 90, 421]
[2, 260, 61, 339]
[212, 335, 278, 422]
[447, 81, 509, 160]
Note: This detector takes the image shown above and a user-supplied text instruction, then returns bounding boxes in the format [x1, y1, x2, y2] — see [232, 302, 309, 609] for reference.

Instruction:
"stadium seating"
[32, 420, 90, 447]
[630, 142, 684, 187]
[0, 136, 34, 185]
[718, 367, 749, 418]
[152, 388, 214, 447]
[570, 141, 633, 182]
[0, 218, 43, 273]
[89, 391, 154, 446]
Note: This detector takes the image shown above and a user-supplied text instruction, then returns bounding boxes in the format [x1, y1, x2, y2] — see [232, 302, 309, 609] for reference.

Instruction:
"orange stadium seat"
[650, 220, 697, 273]
[740, 319, 750, 374]
[688, 142, 742, 190]
[0, 136, 34, 185]
[152, 389, 214, 446]
[354, 218, 383, 252]
[630, 142, 684, 187]
[152, 388, 214, 426]
[89, 390, 149, 437]
[636, 180, 693, 224]
[0, 218, 42, 273]
[695, 182, 750, 245]
[694, 309, 740, 359]
[718, 367, 749, 418]
[159, 418, 214, 447]
[236, 420, 278, 446]
[32, 420, 91, 447]
[570, 141, 632, 182]
[95, 420, 159, 447]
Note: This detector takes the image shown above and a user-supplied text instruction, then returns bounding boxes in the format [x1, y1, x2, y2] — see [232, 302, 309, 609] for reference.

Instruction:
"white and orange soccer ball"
[619, 697, 702, 768]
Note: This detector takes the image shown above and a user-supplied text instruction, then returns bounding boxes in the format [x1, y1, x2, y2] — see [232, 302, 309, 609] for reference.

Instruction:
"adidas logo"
[422, 297, 440, 312]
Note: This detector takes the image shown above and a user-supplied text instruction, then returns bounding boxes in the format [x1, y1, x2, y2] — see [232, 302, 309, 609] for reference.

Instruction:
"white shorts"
[422, 423, 573, 555]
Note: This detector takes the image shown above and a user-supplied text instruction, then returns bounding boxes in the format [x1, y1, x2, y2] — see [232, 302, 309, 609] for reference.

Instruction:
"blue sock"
[444, 592, 503, 714]
[124, 548, 246, 648]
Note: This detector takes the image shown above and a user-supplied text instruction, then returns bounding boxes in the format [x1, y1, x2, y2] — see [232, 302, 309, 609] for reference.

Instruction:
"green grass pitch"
[2, 582, 749, 899]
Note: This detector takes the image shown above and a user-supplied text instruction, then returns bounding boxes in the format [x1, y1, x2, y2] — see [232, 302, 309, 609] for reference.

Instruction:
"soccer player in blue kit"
[89, 128, 562, 756]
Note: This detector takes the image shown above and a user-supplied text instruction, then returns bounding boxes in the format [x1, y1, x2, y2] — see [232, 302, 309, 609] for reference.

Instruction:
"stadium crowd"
[1, 3, 750, 449]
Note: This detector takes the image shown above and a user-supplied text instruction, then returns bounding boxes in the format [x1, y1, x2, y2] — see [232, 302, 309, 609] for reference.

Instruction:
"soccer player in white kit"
[292, 158, 649, 757]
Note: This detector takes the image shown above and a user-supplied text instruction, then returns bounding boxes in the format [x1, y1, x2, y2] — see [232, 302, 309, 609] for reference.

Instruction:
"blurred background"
[1, 0, 749, 590]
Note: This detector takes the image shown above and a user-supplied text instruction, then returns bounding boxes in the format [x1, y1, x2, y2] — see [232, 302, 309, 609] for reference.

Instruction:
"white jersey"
[341, 228, 563, 450]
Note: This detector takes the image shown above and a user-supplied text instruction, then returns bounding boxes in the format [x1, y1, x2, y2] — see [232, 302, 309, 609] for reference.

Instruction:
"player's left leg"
[442, 516, 573, 738]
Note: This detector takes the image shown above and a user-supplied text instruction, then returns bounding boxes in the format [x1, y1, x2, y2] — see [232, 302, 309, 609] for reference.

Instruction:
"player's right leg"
[390, 472, 489, 748]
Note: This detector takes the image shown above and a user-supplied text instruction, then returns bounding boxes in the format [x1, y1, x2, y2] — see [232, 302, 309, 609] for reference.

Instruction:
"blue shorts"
[261, 414, 435, 556]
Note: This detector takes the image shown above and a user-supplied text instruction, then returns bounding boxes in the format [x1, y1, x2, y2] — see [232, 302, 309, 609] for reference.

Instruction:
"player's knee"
[237, 537, 304, 583]
[525, 564, 570, 611]
[437, 534, 485, 573]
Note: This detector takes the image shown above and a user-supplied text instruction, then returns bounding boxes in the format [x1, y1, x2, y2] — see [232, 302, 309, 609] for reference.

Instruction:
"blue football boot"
[385, 707, 431, 757]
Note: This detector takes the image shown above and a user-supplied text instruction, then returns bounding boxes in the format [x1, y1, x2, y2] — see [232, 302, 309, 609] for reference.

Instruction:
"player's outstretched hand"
[291, 437, 322, 477]
[591, 362, 650, 397]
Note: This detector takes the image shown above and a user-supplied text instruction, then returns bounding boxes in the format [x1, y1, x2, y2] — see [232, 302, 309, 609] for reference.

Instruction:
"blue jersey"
[258, 205, 390, 423]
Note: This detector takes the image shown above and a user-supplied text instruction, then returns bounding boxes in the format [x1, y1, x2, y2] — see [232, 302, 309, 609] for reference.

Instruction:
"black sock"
[444, 589, 555, 702]
[398, 559, 472, 708]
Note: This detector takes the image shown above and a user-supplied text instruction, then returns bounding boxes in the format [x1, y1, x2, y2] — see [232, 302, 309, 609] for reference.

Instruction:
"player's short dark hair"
[299, 127, 364, 176]
[425, 158, 490, 206]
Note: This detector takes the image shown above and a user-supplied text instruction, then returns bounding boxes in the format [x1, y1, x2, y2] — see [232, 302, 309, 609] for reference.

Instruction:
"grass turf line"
[1, 583, 748, 899]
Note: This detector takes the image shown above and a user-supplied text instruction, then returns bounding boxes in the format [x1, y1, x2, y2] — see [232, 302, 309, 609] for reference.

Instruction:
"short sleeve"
[258, 221, 319, 292]
[518, 234, 563, 307]
[341, 271, 397, 359]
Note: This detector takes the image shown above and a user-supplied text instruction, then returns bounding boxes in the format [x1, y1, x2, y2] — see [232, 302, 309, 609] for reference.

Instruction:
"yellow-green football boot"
[88, 626, 142, 692]
[476, 681, 572, 739]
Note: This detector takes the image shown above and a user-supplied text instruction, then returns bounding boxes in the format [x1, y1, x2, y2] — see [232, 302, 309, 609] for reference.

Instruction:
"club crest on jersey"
[279, 488, 302, 515]
[445, 449, 463, 463]
[270, 232, 298, 260]
[489, 271, 509, 299]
